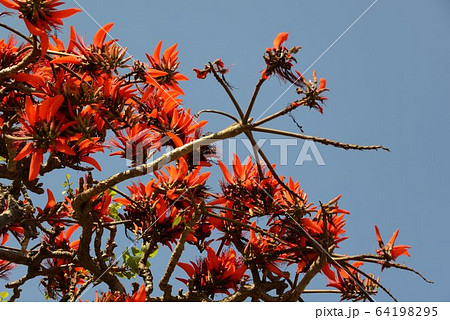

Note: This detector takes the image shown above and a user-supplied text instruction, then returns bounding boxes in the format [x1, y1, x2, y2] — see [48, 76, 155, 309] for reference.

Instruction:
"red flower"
[109, 123, 156, 166]
[48, 224, 80, 250]
[13, 95, 76, 180]
[215, 155, 279, 215]
[375, 225, 411, 261]
[322, 262, 378, 301]
[59, 23, 130, 75]
[115, 158, 210, 248]
[91, 192, 115, 223]
[0, 0, 81, 54]
[261, 32, 302, 84]
[74, 138, 104, 171]
[273, 177, 316, 216]
[142, 41, 188, 96]
[300, 198, 349, 247]
[211, 155, 281, 243]
[193, 59, 229, 80]
[293, 69, 328, 113]
[126, 284, 146, 302]
[177, 247, 247, 296]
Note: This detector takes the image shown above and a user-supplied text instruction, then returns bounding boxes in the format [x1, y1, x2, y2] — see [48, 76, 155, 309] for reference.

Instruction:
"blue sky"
[1, 0, 449, 301]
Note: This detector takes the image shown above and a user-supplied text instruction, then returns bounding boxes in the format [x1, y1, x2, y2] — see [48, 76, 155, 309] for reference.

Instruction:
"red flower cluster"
[0, 4, 414, 301]
[0, 36, 28, 69]
[0, 0, 80, 54]
[115, 157, 210, 248]
[193, 59, 229, 80]
[323, 262, 379, 301]
[204, 155, 352, 278]
[177, 247, 247, 297]
[261, 33, 328, 113]
[261, 32, 301, 83]
[14, 95, 76, 180]
[0, 12, 207, 183]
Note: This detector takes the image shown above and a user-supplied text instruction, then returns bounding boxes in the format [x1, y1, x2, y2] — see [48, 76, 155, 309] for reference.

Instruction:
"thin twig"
[243, 78, 265, 123]
[209, 62, 245, 119]
[254, 126, 390, 152]
[196, 109, 240, 123]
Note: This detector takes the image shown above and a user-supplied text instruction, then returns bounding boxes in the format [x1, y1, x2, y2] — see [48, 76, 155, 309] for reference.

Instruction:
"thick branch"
[0, 196, 26, 231]
[76, 205, 125, 294]
[284, 255, 325, 301]
[72, 122, 249, 211]
[0, 246, 31, 265]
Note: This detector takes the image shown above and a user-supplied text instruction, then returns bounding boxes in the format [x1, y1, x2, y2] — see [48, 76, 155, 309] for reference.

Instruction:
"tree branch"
[253, 126, 390, 152]
[284, 255, 325, 301]
[72, 122, 249, 211]
[159, 199, 203, 298]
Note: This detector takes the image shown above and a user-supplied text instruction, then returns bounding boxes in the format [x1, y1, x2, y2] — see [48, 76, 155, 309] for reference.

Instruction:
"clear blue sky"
[1, 0, 449, 301]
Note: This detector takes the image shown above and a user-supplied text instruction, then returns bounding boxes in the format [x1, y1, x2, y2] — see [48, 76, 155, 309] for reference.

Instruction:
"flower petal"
[93, 22, 114, 47]
[273, 32, 289, 48]
[29, 149, 43, 181]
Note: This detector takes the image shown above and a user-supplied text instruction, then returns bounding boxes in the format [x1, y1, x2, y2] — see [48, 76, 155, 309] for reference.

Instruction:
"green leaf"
[108, 187, 117, 197]
[131, 246, 140, 256]
[62, 174, 74, 196]
[0, 291, 8, 301]
[149, 247, 159, 259]
[0, 156, 6, 163]
[172, 215, 182, 228]
[128, 257, 139, 273]
[123, 249, 131, 260]
[109, 203, 122, 221]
